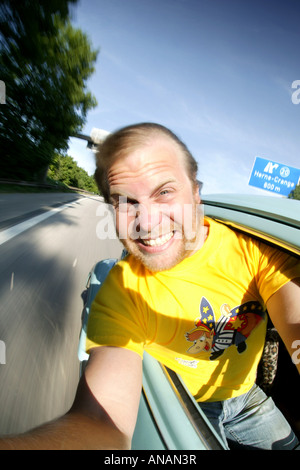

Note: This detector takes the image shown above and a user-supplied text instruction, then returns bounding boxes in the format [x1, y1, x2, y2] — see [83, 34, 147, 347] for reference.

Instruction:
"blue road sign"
[249, 157, 300, 196]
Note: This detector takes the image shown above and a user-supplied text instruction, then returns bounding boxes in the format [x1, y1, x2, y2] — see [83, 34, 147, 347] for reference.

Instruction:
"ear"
[194, 179, 202, 204]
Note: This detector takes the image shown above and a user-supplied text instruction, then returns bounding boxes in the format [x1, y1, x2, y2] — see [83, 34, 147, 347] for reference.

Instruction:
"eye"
[112, 196, 138, 212]
[157, 187, 175, 200]
[159, 189, 170, 196]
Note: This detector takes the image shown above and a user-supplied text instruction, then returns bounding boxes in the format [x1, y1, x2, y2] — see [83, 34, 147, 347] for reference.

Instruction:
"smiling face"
[107, 136, 205, 272]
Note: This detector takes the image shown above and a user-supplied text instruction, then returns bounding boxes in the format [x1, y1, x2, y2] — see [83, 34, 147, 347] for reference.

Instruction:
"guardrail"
[0, 178, 59, 189]
[0, 179, 98, 196]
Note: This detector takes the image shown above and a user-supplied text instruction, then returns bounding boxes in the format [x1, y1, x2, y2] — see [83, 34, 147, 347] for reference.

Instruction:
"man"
[0, 123, 299, 450]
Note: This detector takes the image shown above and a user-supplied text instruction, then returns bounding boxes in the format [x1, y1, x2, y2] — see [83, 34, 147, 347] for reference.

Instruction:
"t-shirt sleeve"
[255, 242, 300, 305]
[86, 264, 146, 358]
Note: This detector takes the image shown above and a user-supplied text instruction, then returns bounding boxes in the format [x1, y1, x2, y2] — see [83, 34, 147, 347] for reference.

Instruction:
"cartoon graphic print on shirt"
[185, 297, 266, 360]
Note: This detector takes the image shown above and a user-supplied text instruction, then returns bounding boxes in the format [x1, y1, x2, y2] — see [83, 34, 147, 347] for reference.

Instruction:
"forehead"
[107, 138, 188, 190]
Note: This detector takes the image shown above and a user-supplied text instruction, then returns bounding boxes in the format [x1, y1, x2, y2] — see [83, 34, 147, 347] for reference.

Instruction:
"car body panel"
[133, 352, 225, 450]
[202, 194, 300, 254]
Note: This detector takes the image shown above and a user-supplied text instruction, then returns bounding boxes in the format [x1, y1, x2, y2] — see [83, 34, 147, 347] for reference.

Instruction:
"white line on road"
[0, 202, 76, 246]
[10, 272, 14, 291]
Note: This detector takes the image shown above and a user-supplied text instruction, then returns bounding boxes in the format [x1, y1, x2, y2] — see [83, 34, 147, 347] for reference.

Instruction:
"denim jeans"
[199, 384, 299, 450]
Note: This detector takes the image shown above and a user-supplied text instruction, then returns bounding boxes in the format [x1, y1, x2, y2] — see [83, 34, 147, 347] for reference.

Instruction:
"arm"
[0, 346, 143, 450]
[267, 277, 300, 374]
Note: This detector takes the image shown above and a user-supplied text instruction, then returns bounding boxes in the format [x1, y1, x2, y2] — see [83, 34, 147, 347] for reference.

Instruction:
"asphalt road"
[0, 192, 123, 435]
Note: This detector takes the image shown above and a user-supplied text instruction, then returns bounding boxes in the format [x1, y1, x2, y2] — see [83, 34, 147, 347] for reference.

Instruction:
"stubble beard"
[120, 204, 204, 272]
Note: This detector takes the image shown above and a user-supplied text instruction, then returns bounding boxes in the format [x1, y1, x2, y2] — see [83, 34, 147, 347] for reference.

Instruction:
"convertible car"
[78, 193, 300, 450]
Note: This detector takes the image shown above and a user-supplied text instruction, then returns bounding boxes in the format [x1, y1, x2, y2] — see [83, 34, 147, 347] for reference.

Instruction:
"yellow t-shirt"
[86, 218, 300, 402]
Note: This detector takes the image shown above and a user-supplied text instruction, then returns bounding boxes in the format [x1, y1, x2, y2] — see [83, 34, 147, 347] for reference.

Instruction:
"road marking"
[0, 203, 74, 246]
[73, 258, 78, 268]
[10, 272, 14, 291]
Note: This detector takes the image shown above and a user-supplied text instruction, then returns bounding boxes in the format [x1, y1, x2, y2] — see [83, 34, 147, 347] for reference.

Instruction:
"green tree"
[288, 184, 300, 200]
[0, 0, 98, 181]
[48, 153, 99, 193]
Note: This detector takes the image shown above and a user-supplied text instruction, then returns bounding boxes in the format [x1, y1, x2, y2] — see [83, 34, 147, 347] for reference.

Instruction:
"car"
[78, 193, 300, 450]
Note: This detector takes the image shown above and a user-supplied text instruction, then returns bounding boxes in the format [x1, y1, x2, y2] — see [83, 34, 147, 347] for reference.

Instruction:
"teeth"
[142, 232, 173, 247]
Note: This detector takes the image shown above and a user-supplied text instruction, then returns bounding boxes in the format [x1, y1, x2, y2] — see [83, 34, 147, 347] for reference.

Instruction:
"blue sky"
[68, 0, 300, 196]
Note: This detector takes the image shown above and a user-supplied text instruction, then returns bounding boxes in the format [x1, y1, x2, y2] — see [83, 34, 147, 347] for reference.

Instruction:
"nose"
[134, 203, 162, 237]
